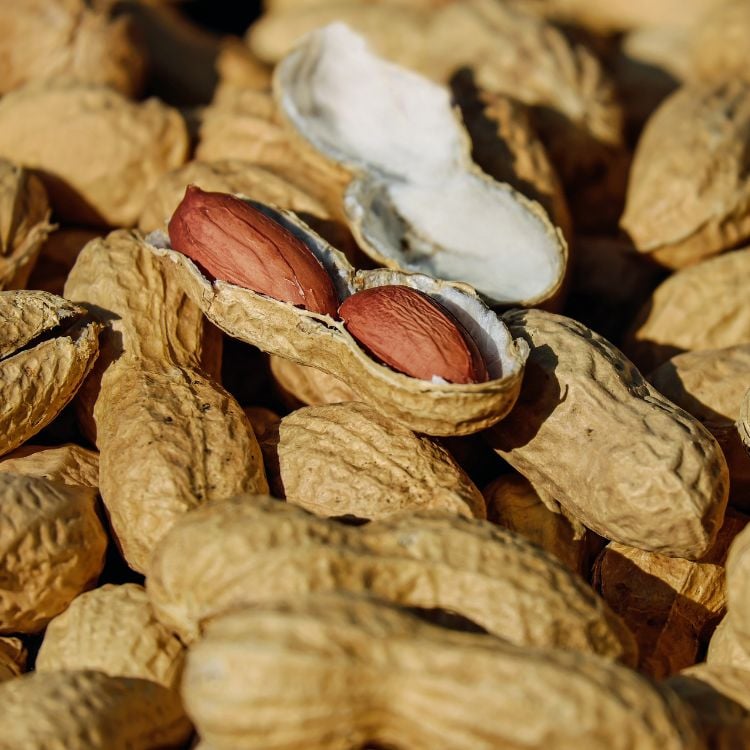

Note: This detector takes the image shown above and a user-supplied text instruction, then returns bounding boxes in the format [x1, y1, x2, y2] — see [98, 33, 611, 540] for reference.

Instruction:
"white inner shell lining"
[279, 23, 562, 304]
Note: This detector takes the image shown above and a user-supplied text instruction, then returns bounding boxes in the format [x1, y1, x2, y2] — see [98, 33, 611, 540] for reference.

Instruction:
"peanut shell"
[183, 595, 698, 750]
[649, 345, 750, 509]
[625, 248, 750, 372]
[0, 444, 99, 488]
[147, 205, 528, 436]
[0, 473, 107, 634]
[0, 83, 188, 226]
[270, 355, 357, 408]
[37, 584, 185, 690]
[65, 230, 268, 573]
[0, 160, 52, 290]
[708, 617, 750, 669]
[593, 510, 748, 678]
[725, 523, 750, 650]
[488, 308, 729, 559]
[0, 669, 191, 750]
[277, 402, 486, 519]
[0, 291, 100, 457]
[667, 663, 750, 750]
[0, 0, 146, 97]
[621, 80, 750, 268]
[0, 637, 26, 682]
[148, 495, 636, 663]
[483, 473, 588, 574]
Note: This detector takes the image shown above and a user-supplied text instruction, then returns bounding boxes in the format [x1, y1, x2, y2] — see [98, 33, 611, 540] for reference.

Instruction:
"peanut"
[182, 594, 698, 750]
[489, 309, 729, 558]
[340, 286, 489, 384]
[0, 291, 100, 457]
[0, 444, 99, 488]
[593, 510, 748, 678]
[0, 670, 192, 750]
[147, 495, 636, 663]
[37, 584, 185, 690]
[277, 402, 486, 519]
[0, 637, 26, 683]
[65, 230, 268, 573]
[269, 355, 357, 408]
[708, 616, 750, 670]
[0, 473, 107, 634]
[168, 185, 339, 317]
[0, 159, 52, 290]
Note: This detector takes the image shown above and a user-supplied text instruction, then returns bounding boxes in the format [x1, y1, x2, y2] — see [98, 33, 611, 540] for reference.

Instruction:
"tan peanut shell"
[725, 524, 750, 648]
[26, 228, 102, 297]
[37, 584, 185, 690]
[740, 387, 750, 452]
[183, 595, 699, 750]
[488, 309, 729, 559]
[147, 205, 527, 436]
[277, 402, 486, 519]
[139, 159, 332, 234]
[0, 0, 146, 97]
[625, 248, 750, 372]
[0, 160, 52, 290]
[0, 637, 26, 682]
[483, 473, 588, 574]
[0, 82, 189, 226]
[649, 345, 750, 509]
[667, 663, 750, 750]
[688, 0, 750, 85]
[0, 473, 107, 634]
[65, 230, 268, 573]
[0, 669, 192, 750]
[0, 444, 98, 488]
[0, 291, 100, 457]
[148, 495, 636, 663]
[621, 81, 750, 268]
[249, 0, 624, 175]
[708, 616, 750, 669]
[593, 510, 748, 679]
[270, 355, 357, 408]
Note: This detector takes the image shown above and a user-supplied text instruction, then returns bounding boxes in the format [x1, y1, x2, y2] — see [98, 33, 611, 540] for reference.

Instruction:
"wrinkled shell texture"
[594, 511, 748, 679]
[147, 206, 528, 437]
[621, 80, 750, 268]
[626, 248, 750, 372]
[0, 473, 107, 633]
[0, 636, 26, 682]
[0, 83, 188, 226]
[0, 669, 191, 750]
[37, 584, 185, 689]
[183, 596, 699, 750]
[0, 291, 100, 457]
[139, 159, 332, 233]
[707, 616, 750, 670]
[490, 309, 729, 558]
[0, 160, 52, 290]
[148, 496, 636, 663]
[65, 230, 268, 573]
[649, 345, 750, 508]
[277, 402, 486, 519]
[483, 473, 587, 573]
[0, 443, 99, 487]
[726, 523, 750, 647]
[0, 0, 146, 97]
[270, 355, 357, 408]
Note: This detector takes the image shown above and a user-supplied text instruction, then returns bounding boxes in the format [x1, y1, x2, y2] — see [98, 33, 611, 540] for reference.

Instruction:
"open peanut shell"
[146, 202, 528, 437]
[273, 24, 567, 308]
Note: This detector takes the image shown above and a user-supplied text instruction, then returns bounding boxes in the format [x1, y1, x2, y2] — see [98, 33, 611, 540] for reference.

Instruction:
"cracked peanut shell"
[147, 495, 636, 663]
[0, 160, 52, 290]
[488, 309, 729, 559]
[147, 204, 527, 436]
[0, 290, 100, 457]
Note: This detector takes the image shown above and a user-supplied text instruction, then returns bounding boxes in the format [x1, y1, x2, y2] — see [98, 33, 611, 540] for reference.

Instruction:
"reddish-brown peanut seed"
[339, 285, 489, 384]
[168, 185, 339, 317]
